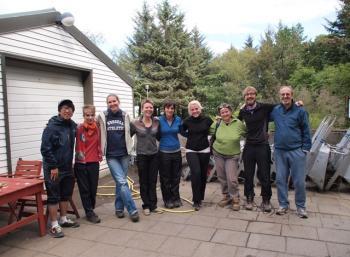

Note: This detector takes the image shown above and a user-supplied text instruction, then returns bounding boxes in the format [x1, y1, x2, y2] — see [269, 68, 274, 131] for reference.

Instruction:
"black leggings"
[186, 152, 210, 204]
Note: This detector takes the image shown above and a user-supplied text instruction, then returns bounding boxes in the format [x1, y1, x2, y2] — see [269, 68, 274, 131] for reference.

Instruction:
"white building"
[0, 9, 134, 172]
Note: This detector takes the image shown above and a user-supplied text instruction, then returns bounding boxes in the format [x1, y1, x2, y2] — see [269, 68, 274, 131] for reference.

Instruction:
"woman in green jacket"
[210, 103, 246, 211]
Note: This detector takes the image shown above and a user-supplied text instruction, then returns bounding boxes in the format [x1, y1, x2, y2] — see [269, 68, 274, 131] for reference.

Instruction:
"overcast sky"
[1, 0, 340, 56]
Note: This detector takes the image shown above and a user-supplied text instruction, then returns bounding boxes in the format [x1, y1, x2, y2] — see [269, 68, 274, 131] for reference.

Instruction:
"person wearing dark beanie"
[41, 99, 78, 238]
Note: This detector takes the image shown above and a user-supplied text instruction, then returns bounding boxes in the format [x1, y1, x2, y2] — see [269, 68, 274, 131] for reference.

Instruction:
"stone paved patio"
[1, 177, 350, 257]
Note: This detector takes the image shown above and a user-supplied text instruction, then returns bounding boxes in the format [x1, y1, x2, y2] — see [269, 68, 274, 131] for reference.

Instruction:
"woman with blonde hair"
[181, 100, 213, 210]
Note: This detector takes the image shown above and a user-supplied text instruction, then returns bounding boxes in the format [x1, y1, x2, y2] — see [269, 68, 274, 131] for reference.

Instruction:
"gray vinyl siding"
[0, 25, 133, 172]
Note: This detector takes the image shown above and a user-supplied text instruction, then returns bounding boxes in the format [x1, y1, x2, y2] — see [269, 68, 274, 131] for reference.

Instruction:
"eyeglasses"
[245, 92, 256, 96]
[218, 103, 232, 111]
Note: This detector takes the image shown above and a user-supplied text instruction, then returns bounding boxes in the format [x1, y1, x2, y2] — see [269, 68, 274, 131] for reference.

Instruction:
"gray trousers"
[213, 150, 240, 198]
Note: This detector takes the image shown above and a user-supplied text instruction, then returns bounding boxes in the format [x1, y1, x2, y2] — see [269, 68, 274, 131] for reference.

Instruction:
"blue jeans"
[107, 156, 138, 215]
[274, 148, 307, 209]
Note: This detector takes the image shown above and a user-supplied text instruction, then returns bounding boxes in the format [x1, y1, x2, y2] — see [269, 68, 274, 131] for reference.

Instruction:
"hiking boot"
[193, 202, 200, 211]
[173, 199, 183, 208]
[276, 206, 288, 216]
[130, 212, 140, 222]
[50, 225, 64, 238]
[86, 213, 101, 224]
[296, 208, 308, 219]
[232, 197, 240, 211]
[60, 218, 80, 228]
[151, 207, 164, 214]
[217, 195, 232, 207]
[261, 199, 272, 213]
[245, 196, 253, 210]
[115, 210, 125, 218]
[142, 209, 151, 216]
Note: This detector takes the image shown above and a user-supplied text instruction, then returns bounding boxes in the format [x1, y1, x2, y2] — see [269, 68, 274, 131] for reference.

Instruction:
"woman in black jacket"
[181, 100, 213, 210]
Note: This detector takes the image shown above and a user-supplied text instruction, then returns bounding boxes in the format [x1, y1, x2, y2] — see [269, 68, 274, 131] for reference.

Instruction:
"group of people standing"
[40, 84, 311, 239]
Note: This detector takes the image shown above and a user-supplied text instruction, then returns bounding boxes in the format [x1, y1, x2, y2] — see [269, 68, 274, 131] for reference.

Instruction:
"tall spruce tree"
[121, 0, 211, 108]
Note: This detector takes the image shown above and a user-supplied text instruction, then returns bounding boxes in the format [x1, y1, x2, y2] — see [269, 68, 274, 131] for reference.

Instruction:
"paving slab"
[0, 247, 37, 257]
[318, 227, 350, 244]
[215, 217, 248, 232]
[158, 236, 201, 257]
[78, 243, 124, 257]
[148, 221, 185, 236]
[326, 242, 350, 257]
[246, 221, 282, 235]
[211, 229, 249, 247]
[97, 228, 137, 246]
[121, 247, 159, 257]
[281, 224, 318, 240]
[178, 224, 216, 241]
[247, 234, 286, 252]
[185, 214, 219, 227]
[192, 242, 237, 257]
[234, 247, 278, 257]
[228, 209, 259, 221]
[46, 237, 95, 257]
[320, 214, 350, 230]
[126, 232, 168, 251]
[286, 237, 328, 257]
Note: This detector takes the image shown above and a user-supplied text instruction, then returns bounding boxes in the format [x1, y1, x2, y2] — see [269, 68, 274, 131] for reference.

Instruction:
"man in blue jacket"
[270, 86, 311, 218]
[41, 99, 79, 238]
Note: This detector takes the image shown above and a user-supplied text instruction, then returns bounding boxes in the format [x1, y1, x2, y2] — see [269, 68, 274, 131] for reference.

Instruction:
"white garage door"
[6, 61, 84, 170]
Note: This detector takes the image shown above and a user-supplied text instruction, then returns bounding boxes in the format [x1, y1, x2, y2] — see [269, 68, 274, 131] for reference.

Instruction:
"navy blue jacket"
[270, 104, 311, 151]
[41, 115, 76, 172]
[158, 115, 182, 152]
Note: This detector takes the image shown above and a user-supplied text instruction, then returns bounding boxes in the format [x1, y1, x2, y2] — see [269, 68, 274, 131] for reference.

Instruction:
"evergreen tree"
[119, 0, 212, 109]
[244, 35, 254, 49]
[326, 0, 350, 38]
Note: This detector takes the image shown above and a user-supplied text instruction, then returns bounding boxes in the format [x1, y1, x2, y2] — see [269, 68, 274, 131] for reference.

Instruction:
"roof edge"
[64, 26, 134, 88]
[0, 9, 59, 34]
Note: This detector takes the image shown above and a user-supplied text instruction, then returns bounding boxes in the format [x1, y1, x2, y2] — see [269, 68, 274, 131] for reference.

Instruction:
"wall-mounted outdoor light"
[57, 12, 75, 27]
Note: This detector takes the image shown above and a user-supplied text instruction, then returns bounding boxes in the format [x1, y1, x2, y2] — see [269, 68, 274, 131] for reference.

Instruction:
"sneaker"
[173, 199, 183, 208]
[60, 218, 80, 228]
[232, 198, 240, 211]
[143, 209, 151, 216]
[86, 213, 101, 224]
[115, 210, 125, 219]
[164, 201, 174, 209]
[296, 208, 308, 219]
[151, 207, 164, 214]
[193, 202, 200, 211]
[261, 199, 272, 213]
[130, 212, 140, 222]
[218, 196, 232, 208]
[245, 196, 253, 211]
[276, 206, 288, 216]
[50, 225, 64, 238]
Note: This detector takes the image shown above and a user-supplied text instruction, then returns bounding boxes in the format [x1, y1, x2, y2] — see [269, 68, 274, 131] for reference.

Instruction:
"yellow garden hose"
[97, 176, 195, 213]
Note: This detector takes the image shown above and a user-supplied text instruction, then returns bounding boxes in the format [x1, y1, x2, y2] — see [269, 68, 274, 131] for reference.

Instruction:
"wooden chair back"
[15, 159, 42, 178]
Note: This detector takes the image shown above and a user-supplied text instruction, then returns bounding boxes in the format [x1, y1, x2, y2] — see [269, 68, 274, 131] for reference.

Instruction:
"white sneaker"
[296, 208, 308, 219]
